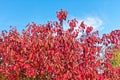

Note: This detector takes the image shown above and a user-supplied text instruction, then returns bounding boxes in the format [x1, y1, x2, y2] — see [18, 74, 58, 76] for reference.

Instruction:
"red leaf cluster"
[0, 10, 120, 80]
[57, 10, 67, 21]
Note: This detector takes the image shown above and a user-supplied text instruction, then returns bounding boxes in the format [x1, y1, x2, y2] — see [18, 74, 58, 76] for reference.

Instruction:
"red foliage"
[68, 18, 78, 28]
[0, 10, 120, 80]
[86, 26, 93, 33]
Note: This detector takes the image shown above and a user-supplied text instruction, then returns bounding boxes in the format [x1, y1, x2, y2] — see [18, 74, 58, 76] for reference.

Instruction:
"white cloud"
[83, 17, 103, 30]
[62, 16, 104, 39]
[63, 16, 104, 31]
[77, 16, 104, 31]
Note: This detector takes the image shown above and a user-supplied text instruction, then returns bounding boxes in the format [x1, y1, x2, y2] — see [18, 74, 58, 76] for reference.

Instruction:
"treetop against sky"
[0, 0, 120, 35]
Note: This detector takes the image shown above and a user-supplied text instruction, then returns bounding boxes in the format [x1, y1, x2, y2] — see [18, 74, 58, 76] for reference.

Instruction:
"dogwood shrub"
[0, 10, 120, 80]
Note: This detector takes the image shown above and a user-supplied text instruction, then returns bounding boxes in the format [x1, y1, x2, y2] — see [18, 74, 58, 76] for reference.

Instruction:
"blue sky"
[0, 0, 120, 35]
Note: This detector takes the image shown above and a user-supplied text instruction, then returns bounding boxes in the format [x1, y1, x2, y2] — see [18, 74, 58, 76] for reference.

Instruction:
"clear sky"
[0, 0, 120, 35]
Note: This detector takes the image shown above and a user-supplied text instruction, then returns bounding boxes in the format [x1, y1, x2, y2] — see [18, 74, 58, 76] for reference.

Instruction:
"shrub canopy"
[0, 10, 120, 80]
